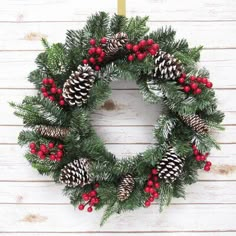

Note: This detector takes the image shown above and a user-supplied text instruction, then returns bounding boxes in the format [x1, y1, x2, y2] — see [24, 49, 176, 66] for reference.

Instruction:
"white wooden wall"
[0, 0, 235, 235]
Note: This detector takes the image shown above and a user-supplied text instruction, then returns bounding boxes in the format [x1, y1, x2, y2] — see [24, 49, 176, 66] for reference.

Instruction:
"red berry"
[126, 43, 133, 50]
[206, 161, 212, 167]
[50, 154, 56, 161]
[197, 77, 203, 83]
[147, 180, 153, 186]
[182, 73, 186, 78]
[205, 152, 209, 157]
[149, 188, 155, 194]
[89, 190, 97, 197]
[57, 150, 63, 158]
[195, 155, 201, 162]
[48, 142, 54, 149]
[195, 88, 202, 94]
[41, 87, 46, 92]
[48, 78, 54, 84]
[43, 92, 48, 97]
[202, 78, 208, 84]
[153, 176, 158, 182]
[89, 57, 96, 64]
[100, 51, 106, 58]
[49, 96, 55, 101]
[97, 57, 103, 63]
[42, 78, 48, 85]
[94, 183, 100, 188]
[154, 182, 160, 189]
[183, 86, 191, 93]
[206, 82, 213, 88]
[149, 48, 157, 55]
[153, 192, 159, 198]
[88, 47, 96, 55]
[190, 76, 196, 81]
[87, 206, 93, 212]
[152, 168, 158, 175]
[37, 151, 44, 157]
[152, 43, 159, 50]
[56, 156, 61, 162]
[204, 165, 211, 171]
[78, 204, 84, 210]
[192, 145, 197, 150]
[144, 200, 151, 207]
[100, 37, 107, 44]
[95, 65, 100, 71]
[31, 149, 37, 154]
[50, 87, 57, 94]
[147, 38, 154, 45]
[178, 77, 185, 84]
[90, 198, 96, 205]
[52, 83, 57, 88]
[58, 144, 64, 150]
[128, 54, 135, 61]
[89, 39, 96, 46]
[82, 193, 89, 201]
[82, 59, 88, 64]
[149, 197, 154, 202]
[59, 100, 65, 106]
[139, 39, 146, 48]
[40, 144, 47, 151]
[200, 155, 206, 161]
[191, 83, 198, 90]
[57, 88, 62, 94]
[29, 142, 36, 149]
[148, 174, 152, 179]
[96, 47, 103, 55]
[137, 53, 144, 61]
[132, 45, 139, 52]
[39, 154, 46, 160]
[193, 149, 199, 155]
[94, 197, 100, 204]
[144, 186, 150, 193]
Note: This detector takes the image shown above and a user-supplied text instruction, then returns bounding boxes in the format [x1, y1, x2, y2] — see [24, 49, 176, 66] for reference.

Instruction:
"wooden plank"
[0, 125, 234, 144]
[0, 144, 235, 181]
[1, 49, 236, 89]
[0, 181, 235, 204]
[0, 204, 235, 232]
[1, 22, 236, 50]
[1, 89, 235, 126]
[0, 0, 236, 22]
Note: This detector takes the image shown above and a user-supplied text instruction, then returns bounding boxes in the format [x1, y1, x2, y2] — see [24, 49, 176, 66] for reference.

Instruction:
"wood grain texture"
[0, 0, 235, 234]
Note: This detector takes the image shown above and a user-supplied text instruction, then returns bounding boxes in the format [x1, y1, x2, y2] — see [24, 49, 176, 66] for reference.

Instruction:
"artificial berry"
[31, 149, 37, 154]
[149, 49, 156, 55]
[90, 190, 97, 197]
[87, 207, 93, 212]
[151, 168, 158, 175]
[149, 188, 155, 194]
[100, 37, 107, 44]
[89, 38, 96, 45]
[183, 86, 191, 93]
[153, 192, 159, 198]
[206, 82, 213, 88]
[195, 155, 201, 162]
[82, 59, 88, 64]
[144, 186, 150, 193]
[100, 51, 106, 58]
[192, 144, 197, 150]
[126, 43, 133, 50]
[137, 53, 145, 61]
[195, 88, 202, 94]
[82, 193, 89, 201]
[147, 38, 154, 45]
[97, 57, 103, 63]
[29, 142, 36, 149]
[50, 87, 57, 94]
[144, 200, 151, 207]
[41, 87, 46, 92]
[182, 73, 186, 78]
[190, 76, 196, 81]
[48, 78, 54, 84]
[204, 165, 211, 171]
[178, 77, 185, 84]
[78, 204, 85, 210]
[149, 197, 154, 202]
[128, 54, 135, 61]
[152, 43, 159, 50]
[50, 154, 56, 161]
[94, 183, 100, 188]
[51, 83, 56, 88]
[190, 83, 198, 90]
[88, 47, 96, 55]
[154, 182, 160, 189]
[40, 144, 47, 151]
[58, 144, 64, 150]
[200, 155, 206, 161]
[197, 77, 202, 83]
[206, 161, 212, 167]
[42, 78, 48, 85]
[37, 151, 43, 157]
[96, 47, 103, 55]
[147, 180, 153, 186]
[48, 142, 54, 149]
[193, 149, 199, 155]
[202, 78, 208, 84]
[43, 92, 48, 97]
[95, 65, 100, 71]
[49, 96, 55, 101]
[39, 154, 46, 160]
[153, 176, 158, 182]
[56, 88, 62, 94]
[89, 57, 96, 64]
[57, 150, 63, 158]
[132, 45, 139, 52]
[139, 39, 146, 47]
[59, 100, 65, 106]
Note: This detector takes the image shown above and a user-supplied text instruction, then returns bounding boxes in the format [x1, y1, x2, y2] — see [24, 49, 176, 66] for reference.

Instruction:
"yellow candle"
[117, 0, 126, 16]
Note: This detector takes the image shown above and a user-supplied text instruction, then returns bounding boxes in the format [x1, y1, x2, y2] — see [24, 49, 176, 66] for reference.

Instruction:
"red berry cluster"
[192, 144, 212, 171]
[126, 39, 159, 62]
[144, 168, 160, 207]
[41, 78, 65, 106]
[178, 74, 213, 95]
[82, 38, 107, 71]
[78, 183, 100, 213]
[29, 142, 64, 162]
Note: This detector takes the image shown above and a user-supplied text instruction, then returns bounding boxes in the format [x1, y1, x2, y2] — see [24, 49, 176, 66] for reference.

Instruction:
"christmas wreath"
[11, 12, 224, 225]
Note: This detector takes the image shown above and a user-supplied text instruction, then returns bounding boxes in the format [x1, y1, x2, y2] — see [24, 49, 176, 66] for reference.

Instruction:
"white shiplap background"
[0, 0, 236, 235]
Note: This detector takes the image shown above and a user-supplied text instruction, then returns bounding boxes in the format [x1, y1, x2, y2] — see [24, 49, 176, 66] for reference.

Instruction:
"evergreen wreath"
[11, 12, 224, 225]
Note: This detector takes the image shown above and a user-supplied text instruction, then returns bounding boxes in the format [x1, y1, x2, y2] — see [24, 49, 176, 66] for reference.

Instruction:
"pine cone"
[35, 125, 69, 139]
[153, 50, 183, 80]
[59, 158, 92, 187]
[157, 148, 184, 183]
[117, 174, 135, 201]
[182, 114, 208, 134]
[103, 32, 128, 58]
[62, 65, 95, 106]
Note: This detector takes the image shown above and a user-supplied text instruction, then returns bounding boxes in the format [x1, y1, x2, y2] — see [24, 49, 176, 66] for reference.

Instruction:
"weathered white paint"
[0, 0, 235, 234]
